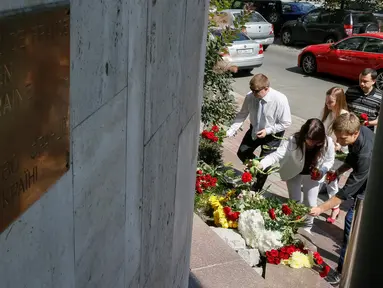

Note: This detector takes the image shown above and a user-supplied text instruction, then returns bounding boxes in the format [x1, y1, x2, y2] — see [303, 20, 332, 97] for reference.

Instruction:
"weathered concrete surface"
[0, 1, 208, 288]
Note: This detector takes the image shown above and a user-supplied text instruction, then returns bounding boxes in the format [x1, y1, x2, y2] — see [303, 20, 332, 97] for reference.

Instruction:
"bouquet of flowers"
[201, 125, 226, 144]
[195, 169, 218, 194]
[265, 244, 331, 278]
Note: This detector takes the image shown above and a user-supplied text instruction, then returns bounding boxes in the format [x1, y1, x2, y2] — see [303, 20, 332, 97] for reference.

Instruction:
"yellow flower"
[287, 252, 313, 269]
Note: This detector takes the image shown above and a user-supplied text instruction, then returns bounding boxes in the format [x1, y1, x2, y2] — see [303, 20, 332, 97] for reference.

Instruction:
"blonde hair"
[321, 87, 348, 122]
[332, 113, 360, 135]
[249, 74, 270, 90]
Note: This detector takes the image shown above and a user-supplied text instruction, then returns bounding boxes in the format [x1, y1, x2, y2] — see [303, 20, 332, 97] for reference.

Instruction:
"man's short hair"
[332, 113, 360, 135]
[249, 74, 270, 90]
[360, 68, 377, 80]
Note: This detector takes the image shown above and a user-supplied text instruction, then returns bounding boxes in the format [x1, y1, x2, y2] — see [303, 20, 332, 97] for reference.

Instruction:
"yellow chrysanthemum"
[287, 252, 313, 269]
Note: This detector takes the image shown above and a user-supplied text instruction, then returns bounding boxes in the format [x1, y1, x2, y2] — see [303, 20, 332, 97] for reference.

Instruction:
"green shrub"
[198, 137, 223, 166]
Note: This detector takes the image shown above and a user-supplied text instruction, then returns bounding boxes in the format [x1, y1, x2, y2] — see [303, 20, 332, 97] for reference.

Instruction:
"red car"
[298, 33, 383, 90]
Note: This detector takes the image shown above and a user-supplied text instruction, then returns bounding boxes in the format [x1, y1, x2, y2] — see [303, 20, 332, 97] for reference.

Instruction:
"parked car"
[232, 0, 283, 35]
[282, 2, 316, 22]
[222, 9, 274, 50]
[281, 8, 380, 46]
[210, 29, 264, 73]
[297, 33, 383, 90]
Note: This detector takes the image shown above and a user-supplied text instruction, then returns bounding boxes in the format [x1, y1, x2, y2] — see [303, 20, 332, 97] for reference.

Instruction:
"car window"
[318, 11, 332, 24]
[353, 13, 377, 24]
[234, 32, 251, 41]
[362, 37, 383, 53]
[283, 4, 292, 13]
[304, 9, 321, 23]
[301, 3, 315, 12]
[251, 12, 266, 22]
[335, 37, 366, 51]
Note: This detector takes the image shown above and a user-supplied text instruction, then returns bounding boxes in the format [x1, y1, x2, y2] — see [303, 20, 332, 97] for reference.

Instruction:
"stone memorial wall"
[0, 0, 208, 287]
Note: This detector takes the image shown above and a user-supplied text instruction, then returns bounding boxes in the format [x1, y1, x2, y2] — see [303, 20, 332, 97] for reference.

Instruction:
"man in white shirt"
[227, 74, 292, 192]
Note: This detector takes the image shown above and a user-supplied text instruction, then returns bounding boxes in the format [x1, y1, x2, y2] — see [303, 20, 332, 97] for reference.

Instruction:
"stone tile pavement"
[223, 92, 354, 273]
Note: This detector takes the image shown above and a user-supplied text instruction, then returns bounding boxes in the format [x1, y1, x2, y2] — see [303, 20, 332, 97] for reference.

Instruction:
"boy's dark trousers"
[237, 125, 284, 192]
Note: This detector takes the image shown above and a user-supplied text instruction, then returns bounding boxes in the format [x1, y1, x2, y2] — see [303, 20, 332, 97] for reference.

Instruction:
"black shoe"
[326, 270, 341, 286]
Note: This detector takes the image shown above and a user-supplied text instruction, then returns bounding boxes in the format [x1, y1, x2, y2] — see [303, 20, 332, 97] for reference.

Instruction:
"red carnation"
[242, 172, 252, 183]
[310, 167, 321, 180]
[319, 265, 331, 278]
[326, 171, 337, 183]
[268, 208, 276, 220]
[196, 170, 203, 175]
[282, 204, 292, 215]
[223, 206, 231, 214]
[360, 113, 368, 121]
[313, 252, 324, 265]
[211, 125, 219, 133]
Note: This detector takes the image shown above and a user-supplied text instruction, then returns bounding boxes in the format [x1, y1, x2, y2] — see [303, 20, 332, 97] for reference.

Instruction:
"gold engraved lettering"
[2, 166, 38, 208]
[1, 156, 19, 181]
[0, 64, 12, 86]
[0, 89, 23, 117]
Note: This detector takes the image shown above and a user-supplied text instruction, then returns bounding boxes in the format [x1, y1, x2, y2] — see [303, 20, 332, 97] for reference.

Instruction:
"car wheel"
[301, 53, 317, 75]
[268, 12, 280, 24]
[325, 36, 337, 44]
[263, 45, 269, 51]
[281, 29, 292, 46]
[376, 70, 383, 91]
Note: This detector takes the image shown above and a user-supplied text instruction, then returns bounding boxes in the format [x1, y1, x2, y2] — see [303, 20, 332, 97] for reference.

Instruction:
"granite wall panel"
[143, 0, 186, 144]
[0, 0, 207, 287]
[0, 173, 75, 288]
[171, 114, 200, 287]
[72, 89, 127, 288]
[70, 0, 129, 127]
[125, 0, 148, 286]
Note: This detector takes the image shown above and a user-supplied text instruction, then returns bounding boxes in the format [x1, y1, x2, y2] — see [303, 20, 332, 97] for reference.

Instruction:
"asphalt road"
[232, 44, 355, 120]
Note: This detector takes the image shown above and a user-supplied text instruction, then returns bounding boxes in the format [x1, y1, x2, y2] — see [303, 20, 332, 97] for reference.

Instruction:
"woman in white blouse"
[258, 118, 335, 232]
[320, 87, 348, 223]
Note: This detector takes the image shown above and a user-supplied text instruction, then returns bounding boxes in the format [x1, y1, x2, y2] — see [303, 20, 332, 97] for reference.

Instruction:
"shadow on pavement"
[188, 272, 202, 288]
[285, 66, 355, 87]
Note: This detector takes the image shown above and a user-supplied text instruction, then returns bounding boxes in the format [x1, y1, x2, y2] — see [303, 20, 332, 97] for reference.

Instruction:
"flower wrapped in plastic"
[238, 209, 283, 253]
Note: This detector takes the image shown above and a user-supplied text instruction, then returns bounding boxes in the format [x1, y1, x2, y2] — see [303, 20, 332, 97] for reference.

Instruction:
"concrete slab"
[265, 264, 332, 288]
[190, 215, 268, 287]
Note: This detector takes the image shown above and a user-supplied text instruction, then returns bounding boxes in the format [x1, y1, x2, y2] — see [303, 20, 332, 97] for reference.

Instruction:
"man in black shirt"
[345, 68, 382, 132]
[310, 113, 375, 286]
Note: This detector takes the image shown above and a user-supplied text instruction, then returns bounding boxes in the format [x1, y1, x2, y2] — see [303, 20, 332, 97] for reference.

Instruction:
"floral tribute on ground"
[265, 244, 331, 278]
[194, 155, 331, 279]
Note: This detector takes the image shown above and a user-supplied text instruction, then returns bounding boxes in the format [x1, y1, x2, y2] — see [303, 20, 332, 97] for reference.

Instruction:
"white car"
[222, 9, 274, 50]
[210, 29, 264, 73]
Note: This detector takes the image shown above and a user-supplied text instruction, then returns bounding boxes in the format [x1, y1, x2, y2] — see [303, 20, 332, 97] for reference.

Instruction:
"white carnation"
[238, 209, 283, 254]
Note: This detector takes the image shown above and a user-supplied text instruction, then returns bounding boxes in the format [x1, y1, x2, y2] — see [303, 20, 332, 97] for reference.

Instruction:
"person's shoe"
[326, 270, 341, 286]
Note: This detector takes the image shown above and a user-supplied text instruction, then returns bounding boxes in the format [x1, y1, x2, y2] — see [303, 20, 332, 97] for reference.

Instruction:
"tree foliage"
[202, 1, 252, 126]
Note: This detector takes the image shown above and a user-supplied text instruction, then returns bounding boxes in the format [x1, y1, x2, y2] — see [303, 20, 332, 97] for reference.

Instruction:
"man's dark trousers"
[237, 125, 284, 192]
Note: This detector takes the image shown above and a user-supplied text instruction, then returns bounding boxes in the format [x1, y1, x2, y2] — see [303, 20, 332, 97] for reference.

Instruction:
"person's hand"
[310, 206, 323, 217]
[363, 121, 370, 126]
[229, 66, 238, 73]
[256, 129, 267, 138]
[335, 143, 341, 151]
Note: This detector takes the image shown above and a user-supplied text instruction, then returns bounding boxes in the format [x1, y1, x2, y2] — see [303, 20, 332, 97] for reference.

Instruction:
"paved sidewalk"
[223, 92, 353, 272]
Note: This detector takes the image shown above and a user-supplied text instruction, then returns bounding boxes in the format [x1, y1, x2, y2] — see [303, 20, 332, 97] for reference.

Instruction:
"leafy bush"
[201, 1, 251, 126]
[198, 137, 223, 166]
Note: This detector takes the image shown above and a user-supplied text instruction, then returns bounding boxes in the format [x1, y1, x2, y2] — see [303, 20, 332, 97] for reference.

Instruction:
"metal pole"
[341, 99, 383, 287]
[339, 195, 364, 288]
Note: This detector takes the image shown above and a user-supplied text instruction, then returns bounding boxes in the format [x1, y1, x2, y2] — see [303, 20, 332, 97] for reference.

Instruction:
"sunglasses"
[251, 87, 266, 94]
